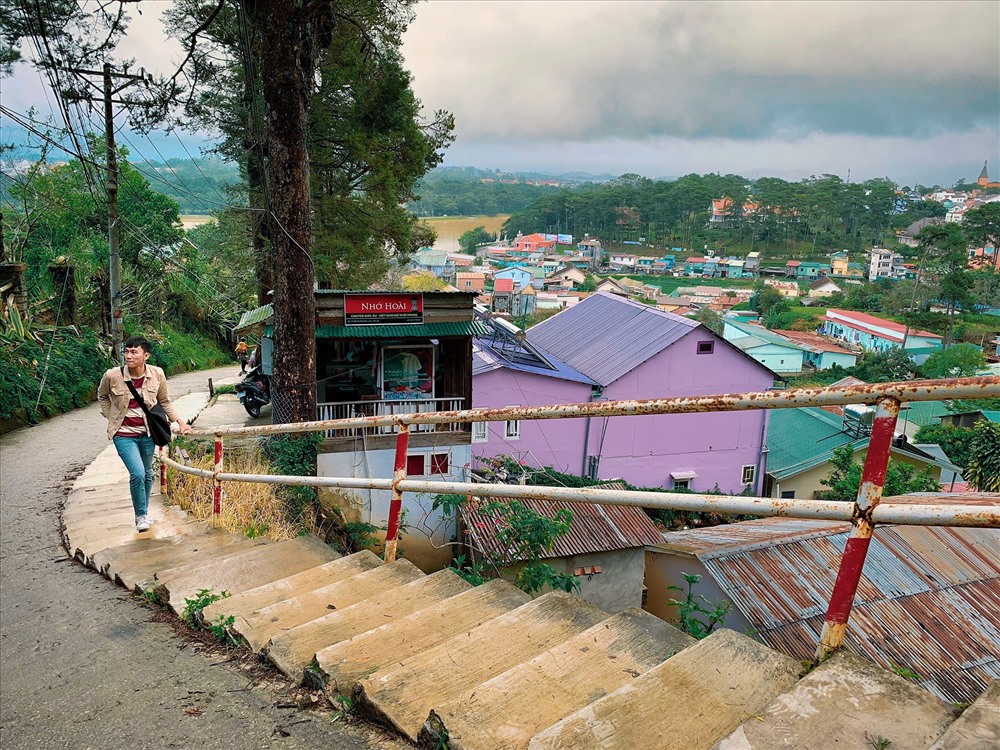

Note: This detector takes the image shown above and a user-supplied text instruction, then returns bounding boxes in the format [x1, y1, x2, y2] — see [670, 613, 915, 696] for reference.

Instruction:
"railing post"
[213, 434, 224, 528]
[384, 423, 410, 562]
[816, 395, 900, 661]
[159, 445, 168, 496]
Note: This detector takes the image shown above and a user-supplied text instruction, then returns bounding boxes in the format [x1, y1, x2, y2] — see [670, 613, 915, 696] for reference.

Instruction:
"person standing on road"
[97, 336, 192, 531]
[235, 336, 250, 374]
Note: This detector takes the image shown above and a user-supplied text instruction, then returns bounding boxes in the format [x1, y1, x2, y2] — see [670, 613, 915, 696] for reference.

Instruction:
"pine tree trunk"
[251, 0, 316, 424]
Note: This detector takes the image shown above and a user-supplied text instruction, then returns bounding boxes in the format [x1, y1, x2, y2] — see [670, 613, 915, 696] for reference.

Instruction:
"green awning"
[262, 320, 489, 339]
[235, 303, 273, 332]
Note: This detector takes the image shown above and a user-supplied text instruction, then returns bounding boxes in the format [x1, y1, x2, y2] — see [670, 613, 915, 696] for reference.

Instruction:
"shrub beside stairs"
[64, 446, 1000, 750]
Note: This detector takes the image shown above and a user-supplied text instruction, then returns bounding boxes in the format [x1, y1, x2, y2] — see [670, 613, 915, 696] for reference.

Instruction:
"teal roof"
[726, 320, 805, 352]
[984, 410, 1000, 423]
[267, 321, 489, 339]
[235, 303, 273, 331]
[767, 407, 860, 480]
[899, 400, 948, 428]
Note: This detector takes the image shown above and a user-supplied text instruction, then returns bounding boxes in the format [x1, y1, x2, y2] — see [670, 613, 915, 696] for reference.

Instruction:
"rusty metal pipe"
[186, 377, 1000, 438]
[816, 396, 900, 661]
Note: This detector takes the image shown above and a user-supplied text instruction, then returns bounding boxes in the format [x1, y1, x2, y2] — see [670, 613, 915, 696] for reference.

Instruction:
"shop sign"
[345, 293, 423, 325]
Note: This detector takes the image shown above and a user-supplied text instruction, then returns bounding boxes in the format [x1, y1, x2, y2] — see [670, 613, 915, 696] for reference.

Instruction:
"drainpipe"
[581, 386, 603, 477]
[755, 409, 770, 496]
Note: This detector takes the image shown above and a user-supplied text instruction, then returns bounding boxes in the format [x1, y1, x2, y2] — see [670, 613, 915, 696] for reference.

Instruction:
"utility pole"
[63, 63, 151, 362]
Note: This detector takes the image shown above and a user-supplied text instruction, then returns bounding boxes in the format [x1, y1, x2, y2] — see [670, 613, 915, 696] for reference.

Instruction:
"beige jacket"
[97, 365, 182, 440]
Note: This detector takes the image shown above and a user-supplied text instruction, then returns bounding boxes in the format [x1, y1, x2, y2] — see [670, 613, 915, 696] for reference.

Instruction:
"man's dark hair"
[124, 336, 152, 353]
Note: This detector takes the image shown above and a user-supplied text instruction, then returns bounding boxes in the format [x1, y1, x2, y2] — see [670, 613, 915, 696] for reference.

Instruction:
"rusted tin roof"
[654, 518, 1000, 703]
[462, 494, 663, 560]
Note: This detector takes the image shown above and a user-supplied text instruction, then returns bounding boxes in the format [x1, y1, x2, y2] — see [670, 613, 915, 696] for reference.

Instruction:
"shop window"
[406, 454, 426, 477]
[382, 345, 434, 401]
[430, 453, 449, 475]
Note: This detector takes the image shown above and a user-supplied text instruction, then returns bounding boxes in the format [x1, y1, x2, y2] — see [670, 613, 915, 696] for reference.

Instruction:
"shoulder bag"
[122, 367, 173, 446]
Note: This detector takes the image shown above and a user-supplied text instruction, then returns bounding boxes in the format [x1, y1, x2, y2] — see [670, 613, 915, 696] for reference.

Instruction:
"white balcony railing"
[316, 397, 466, 438]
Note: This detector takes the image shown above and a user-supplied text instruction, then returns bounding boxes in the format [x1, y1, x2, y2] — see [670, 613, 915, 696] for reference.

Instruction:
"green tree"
[920, 344, 987, 378]
[913, 423, 975, 471]
[917, 223, 973, 344]
[964, 421, 1000, 492]
[851, 348, 916, 382]
[458, 225, 493, 254]
[818, 445, 940, 503]
[962, 203, 1000, 269]
[749, 284, 786, 316]
[695, 306, 723, 335]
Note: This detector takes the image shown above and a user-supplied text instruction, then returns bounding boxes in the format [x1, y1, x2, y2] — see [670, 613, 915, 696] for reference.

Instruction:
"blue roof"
[526, 292, 700, 386]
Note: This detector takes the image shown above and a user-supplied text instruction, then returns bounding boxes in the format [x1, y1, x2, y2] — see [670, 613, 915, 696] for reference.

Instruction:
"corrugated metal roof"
[766, 407, 860, 479]
[235, 303, 273, 331]
[312, 321, 488, 338]
[462, 494, 663, 560]
[526, 292, 700, 386]
[667, 520, 1000, 703]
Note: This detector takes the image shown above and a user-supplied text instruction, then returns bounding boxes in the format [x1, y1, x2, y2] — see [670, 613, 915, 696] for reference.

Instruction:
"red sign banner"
[344, 294, 424, 325]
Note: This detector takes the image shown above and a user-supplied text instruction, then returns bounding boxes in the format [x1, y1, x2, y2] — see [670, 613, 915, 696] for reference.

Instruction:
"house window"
[780, 490, 795, 499]
[697, 340, 715, 355]
[504, 419, 520, 440]
[673, 479, 690, 490]
[472, 421, 489, 443]
[741, 465, 756, 485]
[430, 453, 449, 475]
[406, 454, 426, 476]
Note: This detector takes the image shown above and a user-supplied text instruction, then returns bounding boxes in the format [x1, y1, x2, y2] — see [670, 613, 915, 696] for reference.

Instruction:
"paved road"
[0, 366, 397, 750]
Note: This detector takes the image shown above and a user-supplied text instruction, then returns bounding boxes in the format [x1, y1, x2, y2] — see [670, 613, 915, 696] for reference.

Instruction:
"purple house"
[472, 293, 776, 494]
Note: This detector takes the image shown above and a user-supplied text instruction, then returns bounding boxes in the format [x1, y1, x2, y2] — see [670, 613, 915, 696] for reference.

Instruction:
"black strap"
[121, 366, 158, 421]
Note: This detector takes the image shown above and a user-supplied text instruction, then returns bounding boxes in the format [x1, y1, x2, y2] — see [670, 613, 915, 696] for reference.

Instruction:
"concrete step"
[928, 681, 999, 750]
[91, 525, 228, 575]
[316, 578, 529, 695]
[527, 629, 800, 750]
[358, 591, 609, 742]
[201, 550, 383, 625]
[269, 569, 474, 682]
[63, 505, 189, 536]
[110, 534, 266, 592]
[66, 516, 205, 565]
[156, 535, 340, 616]
[236, 558, 425, 652]
[425, 608, 696, 750]
[708, 650, 955, 750]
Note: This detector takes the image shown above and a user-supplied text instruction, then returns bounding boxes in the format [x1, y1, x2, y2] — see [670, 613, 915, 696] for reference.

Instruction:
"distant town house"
[820, 308, 943, 364]
[472, 293, 777, 494]
[513, 232, 558, 254]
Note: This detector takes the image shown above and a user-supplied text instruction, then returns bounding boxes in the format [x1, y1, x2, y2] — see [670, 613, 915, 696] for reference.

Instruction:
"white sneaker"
[136, 515, 151, 532]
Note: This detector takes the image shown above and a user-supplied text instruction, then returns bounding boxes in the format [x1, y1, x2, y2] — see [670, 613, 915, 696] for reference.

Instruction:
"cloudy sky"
[4, 0, 998, 184]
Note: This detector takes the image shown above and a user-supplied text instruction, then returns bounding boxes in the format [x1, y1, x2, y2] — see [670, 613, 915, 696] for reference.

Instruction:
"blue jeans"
[113, 435, 155, 518]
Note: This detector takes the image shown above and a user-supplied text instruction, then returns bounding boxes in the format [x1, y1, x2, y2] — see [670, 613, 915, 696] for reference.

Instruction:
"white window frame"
[672, 478, 690, 490]
[741, 464, 756, 485]
[472, 421, 489, 443]
[504, 406, 520, 440]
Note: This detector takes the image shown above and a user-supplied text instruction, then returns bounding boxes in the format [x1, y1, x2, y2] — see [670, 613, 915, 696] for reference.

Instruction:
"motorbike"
[234, 365, 271, 417]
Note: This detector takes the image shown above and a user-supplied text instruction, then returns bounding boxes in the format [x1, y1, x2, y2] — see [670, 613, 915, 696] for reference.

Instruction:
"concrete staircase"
[64, 443, 1000, 750]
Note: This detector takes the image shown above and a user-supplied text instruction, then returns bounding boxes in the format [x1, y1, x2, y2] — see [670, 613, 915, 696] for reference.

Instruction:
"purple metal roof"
[462, 495, 663, 560]
[526, 292, 700, 386]
[663, 521, 1000, 703]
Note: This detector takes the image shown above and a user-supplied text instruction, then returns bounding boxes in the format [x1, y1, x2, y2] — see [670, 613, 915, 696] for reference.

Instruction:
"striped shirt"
[115, 376, 148, 438]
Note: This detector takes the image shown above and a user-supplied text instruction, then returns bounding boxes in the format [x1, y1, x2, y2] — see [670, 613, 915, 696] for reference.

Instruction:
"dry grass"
[166, 444, 316, 541]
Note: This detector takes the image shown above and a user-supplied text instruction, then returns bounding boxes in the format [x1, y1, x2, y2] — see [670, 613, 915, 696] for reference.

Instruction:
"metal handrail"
[162, 375, 1000, 662]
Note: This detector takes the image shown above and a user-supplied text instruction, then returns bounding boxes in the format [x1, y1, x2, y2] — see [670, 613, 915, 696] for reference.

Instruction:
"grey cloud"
[403, 1, 999, 142]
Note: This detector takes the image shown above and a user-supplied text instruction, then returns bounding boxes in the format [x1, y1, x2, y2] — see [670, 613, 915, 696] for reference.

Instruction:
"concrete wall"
[504, 548, 647, 614]
[317, 442, 472, 572]
[741, 343, 804, 373]
[643, 548, 753, 632]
